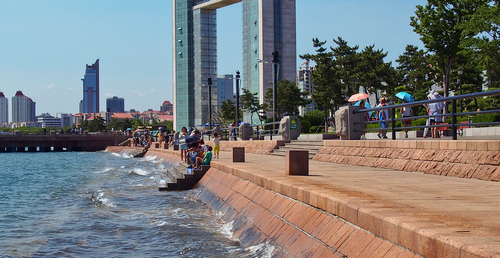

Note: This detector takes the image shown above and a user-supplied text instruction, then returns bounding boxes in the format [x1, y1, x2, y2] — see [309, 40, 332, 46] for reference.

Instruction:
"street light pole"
[458, 67, 463, 113]
[272, 51, 279, 133]
[235, 70, 240, 125]
[208, 77, 212, 130]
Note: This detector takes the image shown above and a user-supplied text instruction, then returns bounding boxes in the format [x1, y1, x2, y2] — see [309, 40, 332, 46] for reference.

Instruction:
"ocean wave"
[92, 191, 116, 208]
[93, 167, 114, 174]
[129, 168, 150, 176]
[219, 220, 234, 239]
[244, 242, 275, 258]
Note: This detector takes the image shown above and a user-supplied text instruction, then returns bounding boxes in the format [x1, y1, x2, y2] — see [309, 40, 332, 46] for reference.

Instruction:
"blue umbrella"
[395, 92, 414, 102]
[354, 100, 373, 117]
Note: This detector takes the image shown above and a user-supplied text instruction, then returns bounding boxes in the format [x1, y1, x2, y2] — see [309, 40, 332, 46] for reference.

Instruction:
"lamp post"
[458, 67, 463, 113]
[207, 77, 212, 130]
[272, 51, 279, 133]
[235, 70, 240, 125]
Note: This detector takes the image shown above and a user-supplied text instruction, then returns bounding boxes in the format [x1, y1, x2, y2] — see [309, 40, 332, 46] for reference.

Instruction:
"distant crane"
[301, 60, 310, 70]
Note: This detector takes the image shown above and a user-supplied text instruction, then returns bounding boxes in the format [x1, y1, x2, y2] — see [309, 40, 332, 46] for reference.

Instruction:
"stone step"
[269, 140, 324, 159]
[158, 165, 211, 191]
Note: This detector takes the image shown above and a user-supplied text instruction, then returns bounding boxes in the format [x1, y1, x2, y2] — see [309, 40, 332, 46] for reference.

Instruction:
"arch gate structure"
[173, 0, 296, 131]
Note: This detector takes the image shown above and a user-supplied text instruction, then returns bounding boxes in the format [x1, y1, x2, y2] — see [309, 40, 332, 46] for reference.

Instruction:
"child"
[196, 146, 213, 168]
[213, 133, 221, 159]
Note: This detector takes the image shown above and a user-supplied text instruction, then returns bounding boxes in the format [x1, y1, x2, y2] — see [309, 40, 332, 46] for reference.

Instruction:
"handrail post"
[452, 99, 457, 140]
[391, 107, 396, 140]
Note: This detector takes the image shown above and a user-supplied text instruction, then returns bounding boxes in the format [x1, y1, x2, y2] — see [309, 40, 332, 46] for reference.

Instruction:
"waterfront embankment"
[109, 139, 500, 257]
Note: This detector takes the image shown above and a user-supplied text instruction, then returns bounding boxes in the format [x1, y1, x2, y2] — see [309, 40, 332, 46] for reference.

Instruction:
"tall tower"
[80, 59, 100, 114]
[172, 0, 296, 130]
[106, 96, 125, 113]
[0, 92, 8, 125]
[12, 91, 36, 123]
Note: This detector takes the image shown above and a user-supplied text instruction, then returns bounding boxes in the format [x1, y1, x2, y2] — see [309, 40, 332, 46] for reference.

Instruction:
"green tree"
[396, 45, 434, 93]
[410, 0, 490, 98]
[300, 38, 344, 126]
[460, 0, 500, 89]
[264, 79, 310, 117]
[356, 45, 396, 101]
[241, 88, 265, 123]
[331, 37, 361, 96]
[219, 99, 237, 124]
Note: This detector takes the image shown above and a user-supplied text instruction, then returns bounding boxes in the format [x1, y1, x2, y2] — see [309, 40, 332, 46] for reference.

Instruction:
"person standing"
[377, 97, 389, 139]
[179, 127, 188, 163]
[213, 132, 221, 159]
[401, 101, 413, 138]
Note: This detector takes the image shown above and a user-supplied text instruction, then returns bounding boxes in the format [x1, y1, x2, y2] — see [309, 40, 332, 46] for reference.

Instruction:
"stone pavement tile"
[467, 141, 478, 151]
[327, 223, 356, 250]
[317, 219, 343, 245]
[348, 233, 376, 258]
[488, 141, 500, 151]
[301, 210, 324, 234]
[383, 246, 404, 258]
[357, 207, 386, 237]
[287, 232, 314, 257]
[370, 241, 394, 257]
[396, 249, 416, 258]
[357, 237, 385, 258]
[310, 214, 333, 239]
[337, 230, 370, 256]
[299, 240, 322, 258]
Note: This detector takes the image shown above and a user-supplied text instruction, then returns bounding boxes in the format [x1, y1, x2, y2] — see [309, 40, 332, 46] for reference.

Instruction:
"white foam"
[219, 220, 234, 239]
[93, 167, 113, 174]
[130, 168, 150, 176]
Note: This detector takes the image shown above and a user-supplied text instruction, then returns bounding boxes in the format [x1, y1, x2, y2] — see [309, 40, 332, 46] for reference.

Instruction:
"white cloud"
[131, 90, 147, 97]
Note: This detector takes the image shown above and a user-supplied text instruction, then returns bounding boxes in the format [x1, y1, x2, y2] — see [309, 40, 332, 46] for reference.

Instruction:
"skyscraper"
[106, 96, 125, 113]
[12, 91, 36, 123]
[217, 74, 234, 108]
[0, 92, 8, 125]
[80, 59, 100, 114]
[172, 0, 296, 130]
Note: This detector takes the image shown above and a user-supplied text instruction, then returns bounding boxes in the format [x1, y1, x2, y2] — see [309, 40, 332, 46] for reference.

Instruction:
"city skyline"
[0, 0, 426, 117]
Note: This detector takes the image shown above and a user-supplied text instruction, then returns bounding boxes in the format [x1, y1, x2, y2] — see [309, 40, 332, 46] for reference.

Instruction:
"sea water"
[0, 151, 272, 257]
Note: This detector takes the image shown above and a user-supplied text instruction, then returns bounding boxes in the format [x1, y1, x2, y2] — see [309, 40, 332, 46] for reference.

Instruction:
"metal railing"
[212, 121, 281, 140]
[353, 90, 500, 140]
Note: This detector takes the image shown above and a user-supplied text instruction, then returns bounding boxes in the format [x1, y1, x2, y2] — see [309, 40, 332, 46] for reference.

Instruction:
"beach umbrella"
[348, 93, 370, 102]
[395, 92, 414, 102]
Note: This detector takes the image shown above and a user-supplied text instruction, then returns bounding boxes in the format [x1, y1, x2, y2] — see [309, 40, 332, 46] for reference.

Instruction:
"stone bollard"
[163, 143, 169, 149]
[154, 143, 160, 148]
[232, 147, 245, 162]
[285, 150, 309, 175]
[174, 145, 179, 151]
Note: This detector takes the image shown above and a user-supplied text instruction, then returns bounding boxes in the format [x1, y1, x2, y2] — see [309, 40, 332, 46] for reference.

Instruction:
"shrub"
[301, 120, 311, 134]
[309, 125, 318, 134]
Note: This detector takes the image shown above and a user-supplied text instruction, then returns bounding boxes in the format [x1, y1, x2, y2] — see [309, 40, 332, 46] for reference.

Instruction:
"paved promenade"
[210, 148, 500, 257]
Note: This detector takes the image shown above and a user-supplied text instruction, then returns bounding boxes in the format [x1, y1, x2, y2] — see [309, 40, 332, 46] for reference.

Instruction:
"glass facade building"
[173, 0, 296, 130]
[80, 59, 100, 114]
[106, 96, 125, 113]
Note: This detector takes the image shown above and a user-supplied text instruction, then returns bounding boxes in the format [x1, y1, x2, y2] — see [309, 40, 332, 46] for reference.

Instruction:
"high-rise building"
[297, 63, 316, 115]
[0, 92, 8, 125]
[12, 91, 36, 123]
[172, 0, 296, 130]
[106, 96, 125, 113]
[160, 101, 173, 113]
[217, 74, 234, 108]
[80, 59, 100, 113]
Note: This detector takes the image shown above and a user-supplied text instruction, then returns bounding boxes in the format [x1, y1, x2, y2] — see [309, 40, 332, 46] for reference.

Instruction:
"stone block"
[285, 150, 309, 175]
[173, 144, 179, 150]
[232, 147, 245, 162]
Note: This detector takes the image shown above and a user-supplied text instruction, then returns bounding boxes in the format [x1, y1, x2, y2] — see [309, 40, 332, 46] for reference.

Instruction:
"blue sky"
[0, 0, 426, 119]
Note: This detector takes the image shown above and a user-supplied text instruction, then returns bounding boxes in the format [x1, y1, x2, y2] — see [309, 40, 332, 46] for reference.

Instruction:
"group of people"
[177, 126, 221, 168]
[359, 91, 444, 139]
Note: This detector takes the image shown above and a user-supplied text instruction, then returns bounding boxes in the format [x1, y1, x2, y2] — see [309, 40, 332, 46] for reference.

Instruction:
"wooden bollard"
[173, 145, 179, 151]
[286, 150, 309, 175]
[232, 147, 245, 162]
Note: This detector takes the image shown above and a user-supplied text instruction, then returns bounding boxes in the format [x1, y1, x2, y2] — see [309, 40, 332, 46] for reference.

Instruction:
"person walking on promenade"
[377, 97, 389, 139]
